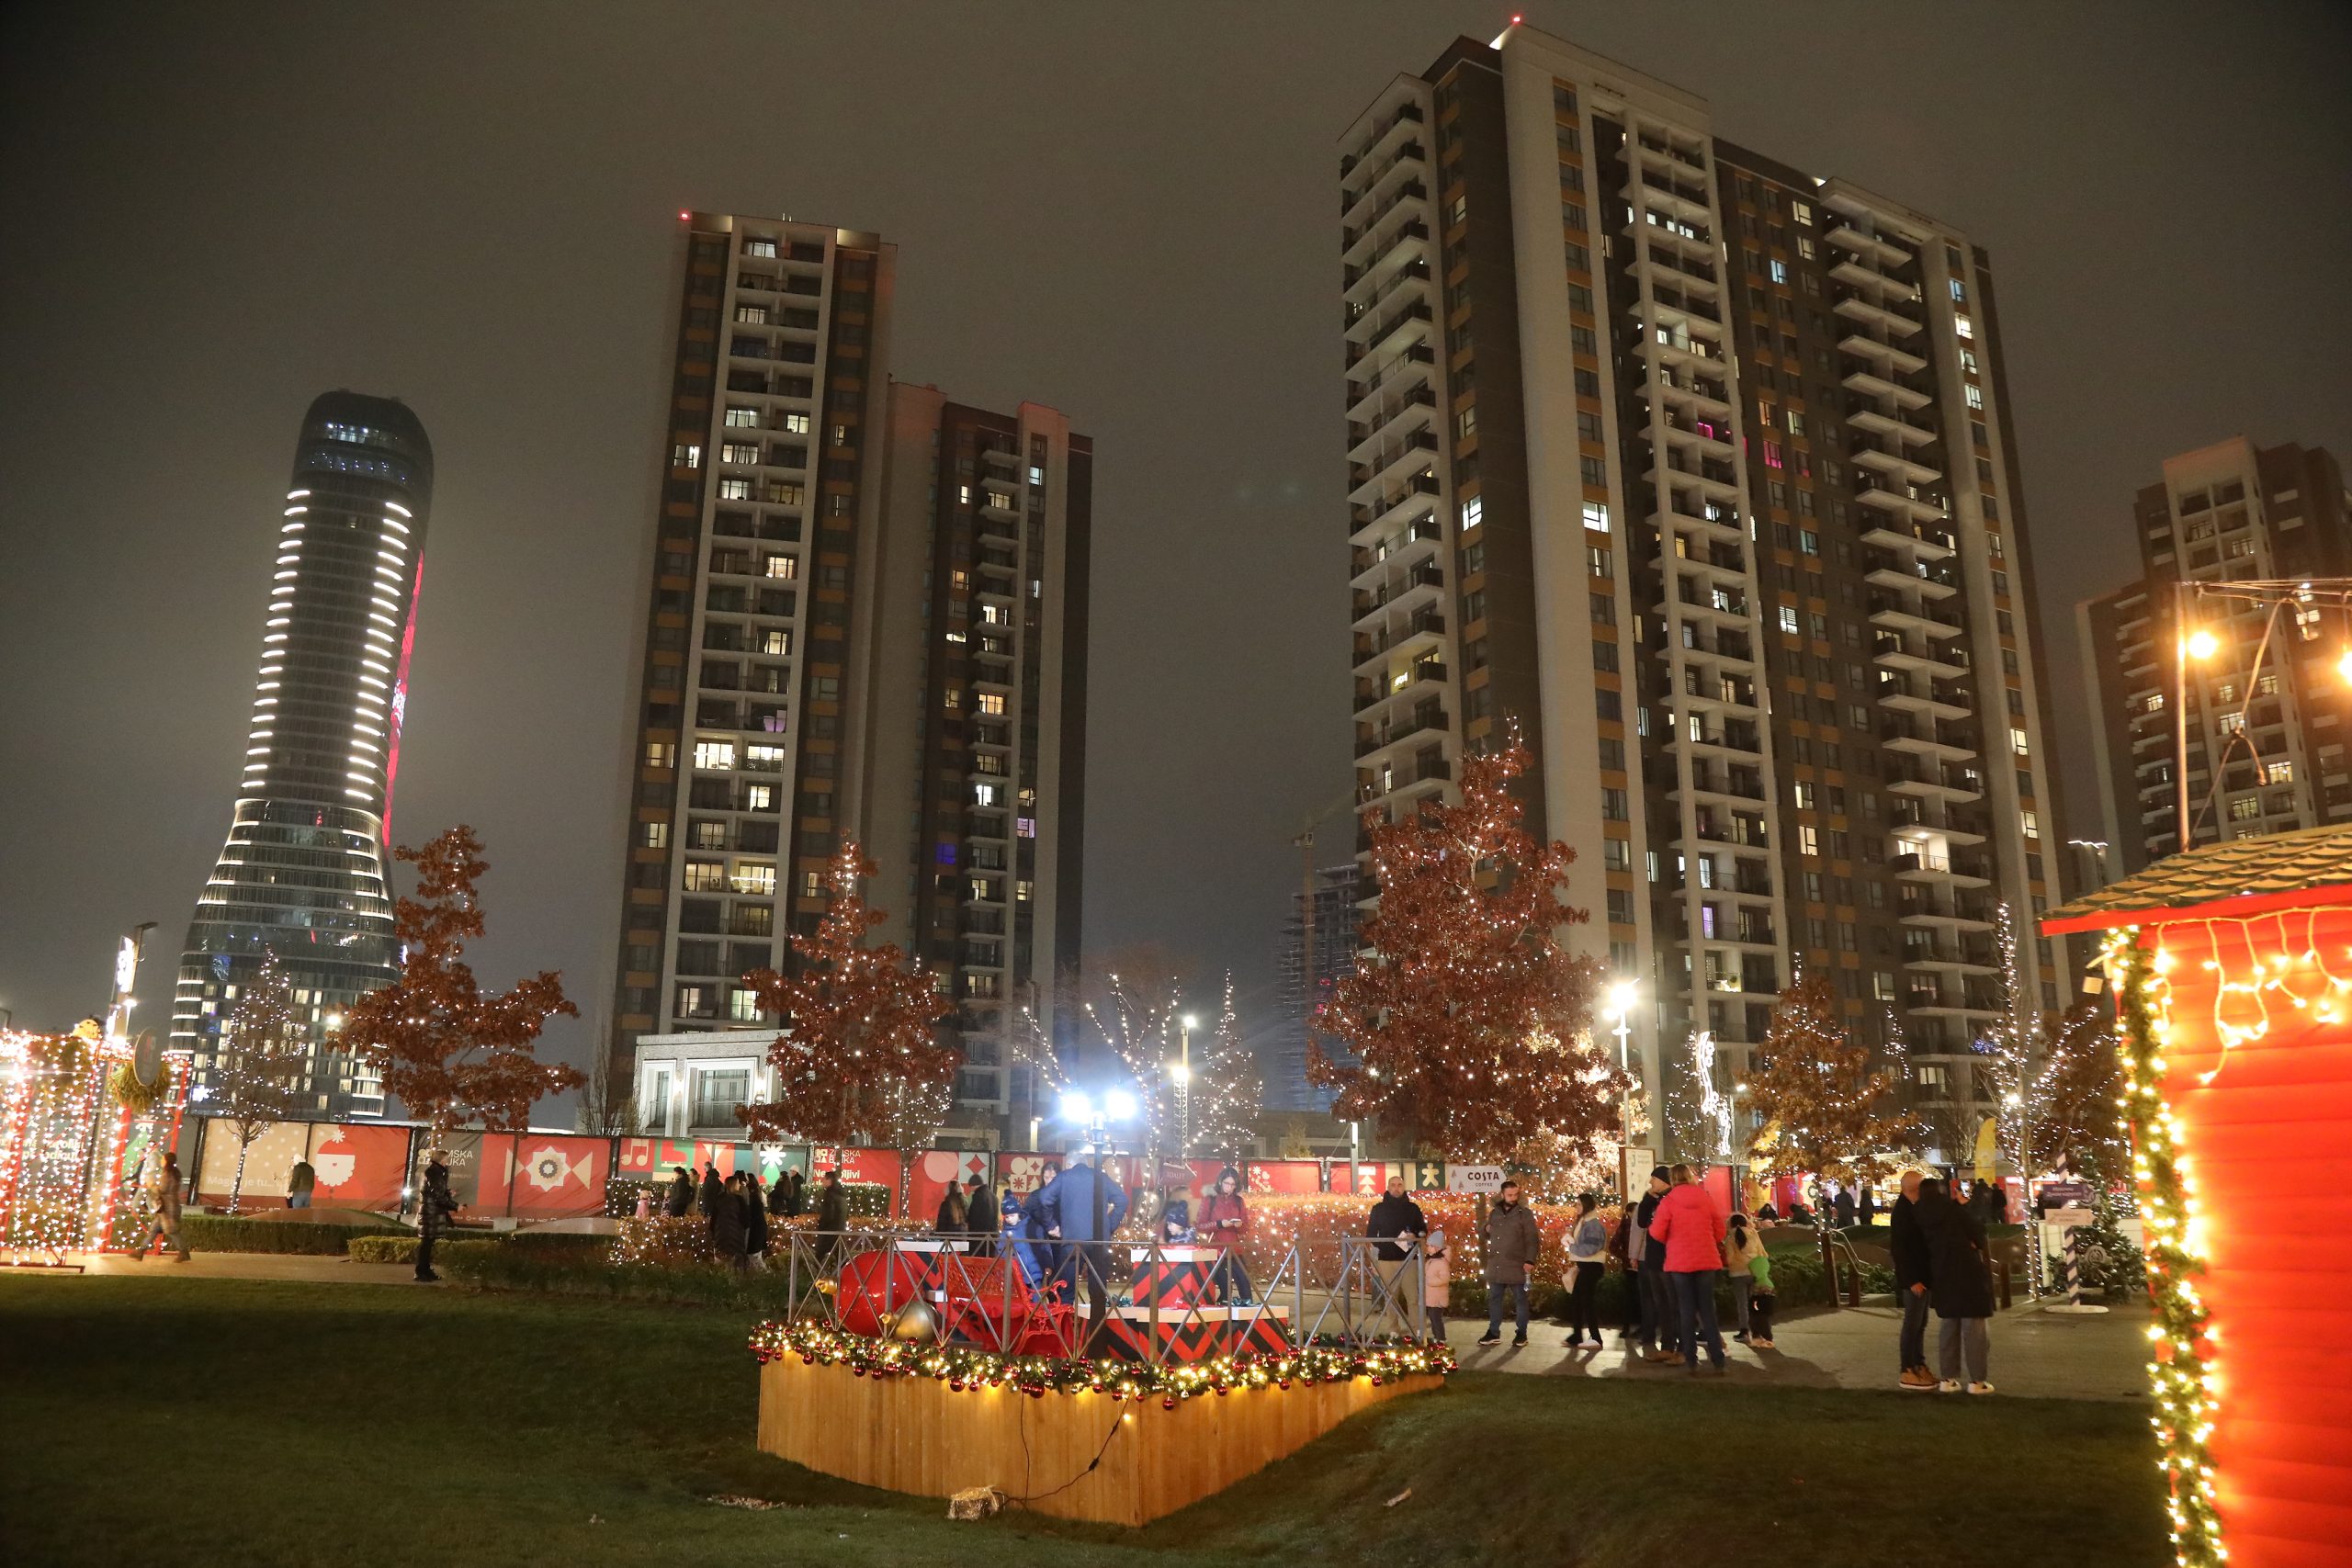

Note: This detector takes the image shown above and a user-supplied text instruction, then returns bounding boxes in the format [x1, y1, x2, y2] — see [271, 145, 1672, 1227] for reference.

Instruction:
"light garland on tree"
[748, 1318, 1453, 1405]
[2106, 928, 2222, 1568]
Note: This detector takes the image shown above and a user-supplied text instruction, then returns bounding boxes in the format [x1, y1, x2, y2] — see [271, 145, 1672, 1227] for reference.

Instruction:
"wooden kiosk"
[2044, 825, 2352, 1567]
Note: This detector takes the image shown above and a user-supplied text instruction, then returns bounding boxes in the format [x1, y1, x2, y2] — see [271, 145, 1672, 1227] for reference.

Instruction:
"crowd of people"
[634, 1151, 2004, 1394]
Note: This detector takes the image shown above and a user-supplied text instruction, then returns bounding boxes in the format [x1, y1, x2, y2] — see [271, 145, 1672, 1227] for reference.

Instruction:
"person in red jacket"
[1646, 1162, 1729, 1374]
[1197, 1165, 1254, 1305]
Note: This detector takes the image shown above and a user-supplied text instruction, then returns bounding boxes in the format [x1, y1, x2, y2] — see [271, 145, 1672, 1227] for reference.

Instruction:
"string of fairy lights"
[0, 1029, 108, 1259]
[2107, 930, 2223, 1568]
[748, 1318, 1453, 1406]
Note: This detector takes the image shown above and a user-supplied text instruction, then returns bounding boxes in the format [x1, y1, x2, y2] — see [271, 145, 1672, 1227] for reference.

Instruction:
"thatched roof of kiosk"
[2042, 823, 2352, 935]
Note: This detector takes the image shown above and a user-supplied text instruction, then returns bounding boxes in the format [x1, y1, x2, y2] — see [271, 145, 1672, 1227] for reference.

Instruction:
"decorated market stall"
[2044, 824, 2352, 1568]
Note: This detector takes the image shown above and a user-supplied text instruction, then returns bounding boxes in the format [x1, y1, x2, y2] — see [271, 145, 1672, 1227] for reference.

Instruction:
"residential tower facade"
[2079, 437, 2352, 874]
[1340, 26, 2067, 1148]
[606, 214, 1087, 1144]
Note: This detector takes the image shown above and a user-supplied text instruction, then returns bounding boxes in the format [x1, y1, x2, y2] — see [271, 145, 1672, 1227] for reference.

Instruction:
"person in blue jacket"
[1031, 1148, 1130, 1350]
[1000, 1189, 1046, 1290]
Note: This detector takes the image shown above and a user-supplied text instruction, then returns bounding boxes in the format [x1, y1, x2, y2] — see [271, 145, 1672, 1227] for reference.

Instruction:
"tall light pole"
[1603, 980, 1637, 1146]
[2175, 581, 2214, 855]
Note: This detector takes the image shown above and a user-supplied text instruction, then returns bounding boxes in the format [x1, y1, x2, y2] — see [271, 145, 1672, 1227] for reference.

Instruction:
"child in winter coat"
[1746, 1248, 1777, 1348]
[1422, 1228, 1452, 1341]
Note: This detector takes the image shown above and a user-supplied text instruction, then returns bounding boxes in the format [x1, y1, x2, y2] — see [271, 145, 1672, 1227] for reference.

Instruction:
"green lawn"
[0, 1278, 2165, 1567]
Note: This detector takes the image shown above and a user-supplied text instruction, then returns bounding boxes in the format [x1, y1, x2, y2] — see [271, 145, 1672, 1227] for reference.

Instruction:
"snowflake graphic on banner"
[521, 1144, 586, 1192]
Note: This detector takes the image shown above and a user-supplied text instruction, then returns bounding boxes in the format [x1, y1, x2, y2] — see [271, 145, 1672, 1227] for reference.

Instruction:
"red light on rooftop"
[1510, 13, 1522, 23]
[678, 209, 692, 220]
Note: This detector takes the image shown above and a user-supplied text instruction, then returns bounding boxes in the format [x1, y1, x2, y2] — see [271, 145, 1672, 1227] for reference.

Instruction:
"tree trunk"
[231, 1139, 250, 1214]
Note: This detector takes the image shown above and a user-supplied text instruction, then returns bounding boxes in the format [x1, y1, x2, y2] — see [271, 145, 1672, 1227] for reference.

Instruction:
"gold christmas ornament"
[887, 1300, 940, 1343]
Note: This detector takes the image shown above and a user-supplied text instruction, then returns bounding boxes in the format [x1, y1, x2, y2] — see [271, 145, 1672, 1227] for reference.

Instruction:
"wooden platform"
[756, 1355, 1442, 1525]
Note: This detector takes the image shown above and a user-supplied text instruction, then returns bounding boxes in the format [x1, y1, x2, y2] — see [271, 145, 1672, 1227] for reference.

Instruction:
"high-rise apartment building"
[1270, 863, 1359, 1111]
[1340, 26, 2066, 1142]
[607, 214, 1087, 1141]
[2079, 437, 2352, 874]
[172, 391, 434, 1118]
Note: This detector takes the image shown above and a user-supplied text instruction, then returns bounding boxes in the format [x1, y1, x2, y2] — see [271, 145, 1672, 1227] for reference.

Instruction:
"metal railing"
[763, 1231, 1430, 1367]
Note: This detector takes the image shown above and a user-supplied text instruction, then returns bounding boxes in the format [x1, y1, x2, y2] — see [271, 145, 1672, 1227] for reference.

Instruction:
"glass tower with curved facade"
[171, 390, 433, 1118]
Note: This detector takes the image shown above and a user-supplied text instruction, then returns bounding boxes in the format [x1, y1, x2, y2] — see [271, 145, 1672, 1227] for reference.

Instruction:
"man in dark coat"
[1364, 1174, 1429, 1338]
[415, 1149, 458, 1283]
[1033, 1150, 1130, 1348]
[963, 1174, 1000, 1256]
[710, 1174, 750, 1270]
[663, 1166, 694, 1217]
[1634, 1167, 1680, 1364]
[814, 1168, 849, 1267]
[698, 1163, 724, 1218]
[1915, 1177, 1995, 1392]
[1889, 1168, 1934, 1389]
[744, 1171, 770, 1266]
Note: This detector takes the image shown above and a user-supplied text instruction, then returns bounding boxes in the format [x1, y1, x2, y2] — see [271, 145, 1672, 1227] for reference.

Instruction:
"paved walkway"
[18, 1251, 426, 1287]
[1442, 1296, 2151, 1402]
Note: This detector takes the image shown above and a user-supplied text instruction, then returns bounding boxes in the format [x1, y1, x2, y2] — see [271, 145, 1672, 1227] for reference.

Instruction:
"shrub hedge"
[347, 1235, 419, 1265]
[180, 1214, 408, 1256]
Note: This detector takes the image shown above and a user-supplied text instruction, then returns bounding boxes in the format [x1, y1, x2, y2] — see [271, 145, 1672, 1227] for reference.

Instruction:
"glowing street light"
[2183, 628, 2220, 661]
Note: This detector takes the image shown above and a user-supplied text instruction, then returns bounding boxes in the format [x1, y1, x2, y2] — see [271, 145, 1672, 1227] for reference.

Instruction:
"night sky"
[3, 3, 2346, 1093]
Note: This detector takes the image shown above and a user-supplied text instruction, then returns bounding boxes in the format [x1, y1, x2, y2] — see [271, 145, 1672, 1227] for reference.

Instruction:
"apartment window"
[725, 407, 758, 429]
[1574, 368, 1600, 398]
[1601, 787, 1628, 821]
[1567, 283, 1594, 314]
[683, 860, 726, 892]
[1460, 495, 1483, 533]
[1577, 410, 1602, 443]
[1597, 691, 1623, 722]
[673, 443, 701, 469]
[717, 478, 752, 500]
[1590, 592, 1615, 626]
[1588, 546, 1612, 579]
[731, 862, 777, 895]
[1592, 639, 1619, 672]
[644, 740, 676, 769]
[1582, 501, 1610, 533]
[1453, 407, 1477, 441]
[743, 239, 777, 258]
[1570, 325, 1597, 356]
[640, 820, 669, 849]
[1777, 606, 1800, 635]
[1954, 313, 1974, 340]
[1769, 259, 1788, 284]
[2266, 761, 2295, 784]
[693, 739, 735, 770]
[1599, 737, 1625, 771]
[1448, 194, 1467, 227]
[1793, 781, 1815, 810]
[729, 989, 762, 1023]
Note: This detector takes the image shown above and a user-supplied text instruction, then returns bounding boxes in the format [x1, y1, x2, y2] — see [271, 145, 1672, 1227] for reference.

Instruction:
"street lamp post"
[1603, 980, 1637, 1146]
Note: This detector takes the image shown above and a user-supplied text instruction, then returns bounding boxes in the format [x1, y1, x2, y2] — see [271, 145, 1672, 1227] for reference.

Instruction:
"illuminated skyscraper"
[171, 390, 433, 1118]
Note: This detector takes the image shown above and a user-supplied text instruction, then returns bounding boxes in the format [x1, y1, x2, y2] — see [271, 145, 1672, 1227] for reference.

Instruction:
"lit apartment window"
[764, 556, 797, 579]
[718, 479, 752, 500]
[2021, 810, 2040, 839]
[2229, 796, 2259, 822]
[783, 412, 810, 434]
[1461, 496, 1483, 532]
[640, 820, 669, 849]
[731, 862, 777, 895]
[2266, 761, 2295, 784]
[744, 784, 774, 811]
[1769, 259, 1787, 284]
[673, 444, 701, 468]
[721, 443, 761, 465]
[694, 739, 736, 770]
[645, 740, 676, 768]
[729, 990, 762, 1023]
[1964, 384, 1984, 410]
[1954, 313, 1974, 340]
[1582, 502, 1610, 533]
[1015, 879, 1035, 902]
[726, 407, 759, 428]
[746, 744, 784, 771]
[744, 239, 777, 258]
[761, 629, 790, 656]
[684, 861, 727, 892]
[2011, 728, 2030, 756]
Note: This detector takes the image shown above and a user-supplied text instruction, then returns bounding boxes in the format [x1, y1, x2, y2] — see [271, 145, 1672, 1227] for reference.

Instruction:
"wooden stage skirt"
[756, 1354, 1443, 1525]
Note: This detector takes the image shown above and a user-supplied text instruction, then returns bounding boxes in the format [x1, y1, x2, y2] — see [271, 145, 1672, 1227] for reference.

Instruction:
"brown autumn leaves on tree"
[738, 840, 957, 1187]
[343, 826, 582, 1139]
[1311, 739, 1624, 1163]
[1744, 964, 1923, 1183]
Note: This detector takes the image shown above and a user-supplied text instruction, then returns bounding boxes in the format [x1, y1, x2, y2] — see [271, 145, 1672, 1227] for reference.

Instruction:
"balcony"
[1352, 610, 1446, 672]
[1357, 751, 1451, 805]
[1343, 301, 1433, 378]
[1356, 702, 1449, 759]
[1832, 289, 1922, 339]
[1838, 332, 1928, 378]
[1348, 470, 1440, 539]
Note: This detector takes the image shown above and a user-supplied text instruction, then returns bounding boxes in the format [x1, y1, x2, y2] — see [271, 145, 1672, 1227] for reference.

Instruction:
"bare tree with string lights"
[1182, 975, 1264, 1163]
[1311, 736, 1624, 1164]
[212, 950, 312, 1213]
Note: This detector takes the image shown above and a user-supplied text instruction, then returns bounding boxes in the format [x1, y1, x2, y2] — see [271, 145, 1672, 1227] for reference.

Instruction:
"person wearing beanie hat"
[1634, 1167, 1680, 1363]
